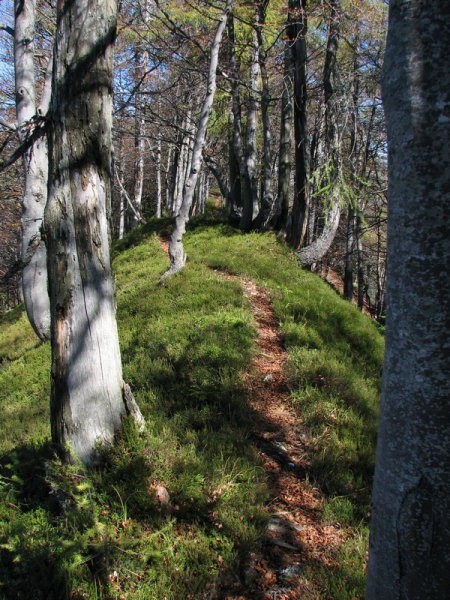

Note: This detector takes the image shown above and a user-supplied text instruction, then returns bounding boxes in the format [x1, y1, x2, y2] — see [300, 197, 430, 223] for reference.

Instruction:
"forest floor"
[160, 237, 347, 599]
[0, 224, 381, 600]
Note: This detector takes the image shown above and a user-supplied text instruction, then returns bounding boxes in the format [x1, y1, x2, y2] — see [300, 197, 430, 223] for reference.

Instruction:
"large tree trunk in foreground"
[366, 1, 450, 597]
[45, 0, 142, 465]
[164, 0, 231, 277]
[14, 0, 50, 341]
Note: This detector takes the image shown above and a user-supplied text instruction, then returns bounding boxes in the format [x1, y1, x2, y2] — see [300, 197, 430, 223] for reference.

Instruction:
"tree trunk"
[130, 44, 147, 229]
[253, 1, 274, 229]
[240, 27, 260, 232]
[228, 13, 251, 227]
[14, 0, 50, 341]
[274, 41, 293, 232]
[45, 0, 142, 465]
[297, 201, 340, 266]
[154, 136, 162, 218]
[297, 0, 342, 267]
[227, 111, 241, 217]
[164, 0, 231, 277]
[288, 0, 309, 249]
[366, 1, 450, 597]
[344, 39, 359, 301]
[343, 206, 355, 301]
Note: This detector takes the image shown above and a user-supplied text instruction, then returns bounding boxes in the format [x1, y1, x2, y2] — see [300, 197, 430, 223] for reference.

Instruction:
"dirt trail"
[217, 274, 345, 600]
[158, 238, 345, 599]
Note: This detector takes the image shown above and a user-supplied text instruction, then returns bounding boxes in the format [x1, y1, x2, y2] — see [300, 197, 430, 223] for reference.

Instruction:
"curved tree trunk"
[296, 0, 342, 265]
[45, 0, 142, 465]
[14, 0, 50, 341]
[163, 0, 231, 277]
[297, 201, 340, 266]
[366, 1, 450, 597]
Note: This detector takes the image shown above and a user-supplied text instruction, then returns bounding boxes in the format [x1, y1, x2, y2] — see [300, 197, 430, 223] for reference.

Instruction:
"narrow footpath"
[158, 238, 346, 599]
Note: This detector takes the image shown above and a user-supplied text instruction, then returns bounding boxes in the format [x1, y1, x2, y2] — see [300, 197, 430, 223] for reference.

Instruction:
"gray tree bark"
[366, 1, 450, 597]
[228, 13, 249, 221]
[253, 0, 275, 229]
[240, 27, 260, 231]
[164, 0, 231, 277]
[297, 0, 342, 267]
[155, 136, 162, 218]
[14, 0, 51, 340]
[130, 43, 148, 229]
[274, 41, 293, 232]
[288, 0, 309, 249]
[45, 0, 143, 465]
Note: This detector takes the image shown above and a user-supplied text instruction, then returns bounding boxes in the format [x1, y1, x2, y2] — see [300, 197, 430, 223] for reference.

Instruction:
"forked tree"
[45, 0, 143, 465]
[366, 1, 450, 597]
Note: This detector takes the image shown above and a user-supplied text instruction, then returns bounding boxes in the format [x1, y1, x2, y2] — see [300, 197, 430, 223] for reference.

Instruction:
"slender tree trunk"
[253, 0, 274, 229]
[45, 0, 142, 465]
[164, 0, 231, 277]
[344, 39, 359, 301]
[366, 1, 450, 597]
[155, 136, 162, 218]
[117, 142, 126, 239]
[356, 215, 365, 309]
[288, 0, 309, 249]
[297, 0, 342, 266]
[275, 41, 294, 232]
[240, 27, 260, 231]
[172, 111, 192, 215]
[165, 144, 172, 212]
[343, 206, 355, 300]
[228, 13, 250, 226]
[227, 112, 241, 220]
[14, 0, 50, 341]
[130, 43, 148, 228]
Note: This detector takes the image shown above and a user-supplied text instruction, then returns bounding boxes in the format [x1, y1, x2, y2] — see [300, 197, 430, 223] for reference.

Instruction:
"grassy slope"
[0, 220, 384, 599]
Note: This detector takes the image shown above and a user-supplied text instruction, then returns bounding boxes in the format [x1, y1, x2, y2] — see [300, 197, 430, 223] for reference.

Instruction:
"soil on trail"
[158, 238, 346, 599]
[214, 274, 345, 600]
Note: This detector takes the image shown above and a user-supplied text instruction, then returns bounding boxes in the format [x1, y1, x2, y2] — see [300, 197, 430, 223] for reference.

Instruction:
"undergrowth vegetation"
[0, 218, 383, 599]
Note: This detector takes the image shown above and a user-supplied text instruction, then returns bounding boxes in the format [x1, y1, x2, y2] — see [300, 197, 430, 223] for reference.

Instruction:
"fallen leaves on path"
[157, 238, 347, 599]
[216, 273, 347, 599]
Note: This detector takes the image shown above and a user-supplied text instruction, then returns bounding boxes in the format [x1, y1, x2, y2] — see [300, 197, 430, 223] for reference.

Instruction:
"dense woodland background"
[0, 1, 449, 598]
[0, 0, 387, 318]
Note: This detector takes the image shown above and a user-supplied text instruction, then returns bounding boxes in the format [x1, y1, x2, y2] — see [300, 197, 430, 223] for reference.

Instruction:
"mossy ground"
[0, 217, 383, 599]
